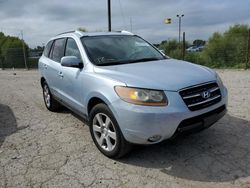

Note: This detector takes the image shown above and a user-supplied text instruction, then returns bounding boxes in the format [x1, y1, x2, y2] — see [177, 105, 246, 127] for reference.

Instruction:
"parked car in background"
[186, 45, 205, 52]
[197, 45, 205, 51]
[186, 46, 199, 52]
[39, 30, 228, 158]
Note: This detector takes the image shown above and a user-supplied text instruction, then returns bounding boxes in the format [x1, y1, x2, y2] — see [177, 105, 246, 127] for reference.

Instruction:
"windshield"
[81, 35, 166, 66]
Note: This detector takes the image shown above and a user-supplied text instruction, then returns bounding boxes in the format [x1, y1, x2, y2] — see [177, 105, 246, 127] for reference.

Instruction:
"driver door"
[60, 38, 85, 112]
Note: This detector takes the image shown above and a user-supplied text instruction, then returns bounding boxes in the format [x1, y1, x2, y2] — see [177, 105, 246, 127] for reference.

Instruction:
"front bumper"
[109, 85, 228, 144]
[172, 104, 226, 137]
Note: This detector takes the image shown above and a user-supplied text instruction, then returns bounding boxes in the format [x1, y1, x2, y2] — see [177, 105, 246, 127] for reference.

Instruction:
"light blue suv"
[39, 30, 228, 158]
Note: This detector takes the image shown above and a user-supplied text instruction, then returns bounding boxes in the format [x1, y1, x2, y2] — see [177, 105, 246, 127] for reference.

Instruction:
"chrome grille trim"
[183, 93, 201, 99]
[188, 95, 221, 107]
[182, 86, 219, 99]
[179, 82, 222, 111]
[209, 87, 219, 93]
[178, 81, 215, 92]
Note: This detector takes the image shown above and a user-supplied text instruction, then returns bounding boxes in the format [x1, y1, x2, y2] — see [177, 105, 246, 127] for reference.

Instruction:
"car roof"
[54, 30, 134, 39]
[46, 30, 135, 45]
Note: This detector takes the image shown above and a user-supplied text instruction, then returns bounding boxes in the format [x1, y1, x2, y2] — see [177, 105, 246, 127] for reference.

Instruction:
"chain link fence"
[0, 28, 43, 70]
[0, 47, 43, 70]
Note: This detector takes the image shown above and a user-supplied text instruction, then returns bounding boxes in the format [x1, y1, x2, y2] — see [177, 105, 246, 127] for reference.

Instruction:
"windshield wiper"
[97, 58, 161, 66]
[128, 58, 160, 63]
[97, 61, 128, 66]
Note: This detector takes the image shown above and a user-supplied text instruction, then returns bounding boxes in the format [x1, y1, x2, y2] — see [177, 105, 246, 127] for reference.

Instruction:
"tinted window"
[65, 38, 81, 60]
[51, 38, 65, 62]
[43, 41, 53, 57]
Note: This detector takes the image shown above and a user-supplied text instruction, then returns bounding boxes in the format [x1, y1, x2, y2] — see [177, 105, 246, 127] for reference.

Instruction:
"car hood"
[93, 59, 216, 91]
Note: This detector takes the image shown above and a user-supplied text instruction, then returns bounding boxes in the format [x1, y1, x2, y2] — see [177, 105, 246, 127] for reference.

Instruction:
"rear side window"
[65, 38, 81, 60]
[50, 38, 65, 62]
[43, 41, 53, 57]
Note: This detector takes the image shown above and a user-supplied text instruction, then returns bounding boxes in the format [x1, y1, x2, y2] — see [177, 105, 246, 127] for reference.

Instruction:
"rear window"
[43, 41, 53, 57]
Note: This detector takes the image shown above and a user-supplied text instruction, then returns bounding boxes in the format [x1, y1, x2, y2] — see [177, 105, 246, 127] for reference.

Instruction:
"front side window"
[50, 38, 65, 62]
[65, 38, 81, 60]
[81, 35, 166, 66]
[43, 41, 53, 57]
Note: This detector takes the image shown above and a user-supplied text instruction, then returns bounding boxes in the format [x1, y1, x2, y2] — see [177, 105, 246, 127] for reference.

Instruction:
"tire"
[89, 103, 132, 158]
[42, 81, 61, 112]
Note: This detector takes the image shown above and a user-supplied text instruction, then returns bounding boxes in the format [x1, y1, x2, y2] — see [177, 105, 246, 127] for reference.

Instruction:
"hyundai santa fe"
[38, 30, 228, 158]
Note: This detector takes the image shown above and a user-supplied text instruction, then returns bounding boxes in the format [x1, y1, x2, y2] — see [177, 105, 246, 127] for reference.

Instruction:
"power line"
[118, 0, 127, 30]
[21, 30, 28, 70]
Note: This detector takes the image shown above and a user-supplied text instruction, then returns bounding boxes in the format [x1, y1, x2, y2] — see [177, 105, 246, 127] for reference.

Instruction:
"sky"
[0, 0, 249, 48]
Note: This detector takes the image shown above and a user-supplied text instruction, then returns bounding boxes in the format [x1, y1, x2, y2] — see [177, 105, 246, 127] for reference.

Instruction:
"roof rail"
[120, 30, 134, 35]
[56, 30, 75, 36]
[75, 30, 84, 36]
[56, 30, 85, 36]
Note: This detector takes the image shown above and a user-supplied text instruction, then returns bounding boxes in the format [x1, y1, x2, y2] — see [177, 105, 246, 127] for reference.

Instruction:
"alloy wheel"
[92, 113, 117, 152]
[43, 84, 51, 108]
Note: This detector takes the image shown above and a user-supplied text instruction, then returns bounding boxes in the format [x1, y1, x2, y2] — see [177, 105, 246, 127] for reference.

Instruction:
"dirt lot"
[0, 69, 250, 188]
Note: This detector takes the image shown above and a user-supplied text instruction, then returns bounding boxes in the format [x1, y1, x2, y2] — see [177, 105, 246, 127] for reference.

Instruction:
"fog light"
[148, 135, 162, 142]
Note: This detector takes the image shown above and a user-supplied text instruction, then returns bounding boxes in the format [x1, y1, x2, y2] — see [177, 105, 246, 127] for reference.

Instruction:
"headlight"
[114, 86, 168, 106]
[215, 72, 224, 86]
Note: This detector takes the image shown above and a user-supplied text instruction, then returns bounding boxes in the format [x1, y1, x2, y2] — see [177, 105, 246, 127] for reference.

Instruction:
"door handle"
[58, 72, 64, 78]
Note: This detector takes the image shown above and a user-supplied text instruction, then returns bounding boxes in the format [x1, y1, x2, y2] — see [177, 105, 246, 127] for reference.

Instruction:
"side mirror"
[61, 56, 83, 69]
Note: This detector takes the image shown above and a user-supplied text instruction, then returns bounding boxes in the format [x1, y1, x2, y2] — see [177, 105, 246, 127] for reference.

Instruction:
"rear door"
[46, 38, 66, 98]
[39, 40, 53, 84]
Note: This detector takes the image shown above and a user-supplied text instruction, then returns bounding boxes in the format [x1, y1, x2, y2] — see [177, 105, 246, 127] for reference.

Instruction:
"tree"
[159, 39, 189, 59]
[158, 24, 249, 68]
[200, 24, 248, 67]
[0, 32, 29, 68]
[78, 27, 87, 32]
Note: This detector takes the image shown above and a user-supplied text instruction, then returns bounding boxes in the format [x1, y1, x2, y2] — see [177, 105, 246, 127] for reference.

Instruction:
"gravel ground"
[0, 69, 249, 188]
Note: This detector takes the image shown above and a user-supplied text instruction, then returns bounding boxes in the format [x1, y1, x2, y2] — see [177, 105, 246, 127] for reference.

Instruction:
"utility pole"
[176, 14, 184, 44]
[182, 32, 186, 60]
[130, 17, 133, 32]
[21, 30, 28, 70]
[0, 48, 3, 70]
[107, 0, 111, 31]
[246, 28, 250, 69]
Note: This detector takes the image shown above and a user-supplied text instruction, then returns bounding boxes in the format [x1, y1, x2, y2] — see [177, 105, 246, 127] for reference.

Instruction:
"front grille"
[179, 82, 222, 111]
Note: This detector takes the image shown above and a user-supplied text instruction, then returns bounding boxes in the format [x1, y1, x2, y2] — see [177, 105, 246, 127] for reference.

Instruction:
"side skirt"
[53, 95, 89, 125]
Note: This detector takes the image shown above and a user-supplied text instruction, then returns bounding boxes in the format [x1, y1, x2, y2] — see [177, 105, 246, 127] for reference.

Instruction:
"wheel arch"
[40, 77, 46, 87]
[86, 90, 116, 116]
[87, 96, 109, 116]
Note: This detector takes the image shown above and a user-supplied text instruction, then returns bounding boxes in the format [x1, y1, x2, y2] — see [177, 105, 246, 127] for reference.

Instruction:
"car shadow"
[0, 104, 17, 147]
[119, 114, 250, 183]
[56, 107, 89, 126]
